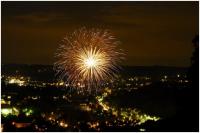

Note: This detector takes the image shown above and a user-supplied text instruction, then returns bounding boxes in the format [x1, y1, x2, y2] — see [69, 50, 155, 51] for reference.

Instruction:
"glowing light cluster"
[59, 121, 68, 128]
[1, 107, 19, 117]
[80, 104, 92, 112]
[54, 27, 124, 91]
[8, 78, 25, 86]
[22, 108, 33, 116]
[1, 108, 12, 116]
[87, 121, 100, 130]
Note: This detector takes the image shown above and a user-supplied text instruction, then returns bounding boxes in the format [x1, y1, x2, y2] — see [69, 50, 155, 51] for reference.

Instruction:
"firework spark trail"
[54, 27, 124, 91]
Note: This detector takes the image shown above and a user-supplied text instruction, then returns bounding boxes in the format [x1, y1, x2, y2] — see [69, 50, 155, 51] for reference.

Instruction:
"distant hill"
[121, 65, 188, 77]
[2, 64, 54, 82]
[1, 64, 188, 81]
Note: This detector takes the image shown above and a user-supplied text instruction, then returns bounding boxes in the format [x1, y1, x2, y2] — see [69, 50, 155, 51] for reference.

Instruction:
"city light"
[87, 121, 99, 129]
[22, 108, 33, 116]
[7, 77, 26, 86]
[1, 108, 12, 117]
[1, 99, 10, 105]
[96, 88, 160, 126]
[80, 104, 92, 112]
[59, 121, 68, 128]
[1, 72, 190, 131]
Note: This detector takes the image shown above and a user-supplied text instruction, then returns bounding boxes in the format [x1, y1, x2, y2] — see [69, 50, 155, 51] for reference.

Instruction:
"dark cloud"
[2, 1, 199, 66]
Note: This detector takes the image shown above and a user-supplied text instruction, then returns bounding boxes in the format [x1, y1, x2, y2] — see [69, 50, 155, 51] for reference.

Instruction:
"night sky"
[2, 1, 198, 66]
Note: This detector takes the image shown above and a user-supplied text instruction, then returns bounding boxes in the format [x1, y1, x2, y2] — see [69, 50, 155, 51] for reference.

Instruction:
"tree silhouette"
[188, 35, 199, 91]
[175, 35, 199, 131]
[187, 35, 199, 130]
[145, 35, 199, 132]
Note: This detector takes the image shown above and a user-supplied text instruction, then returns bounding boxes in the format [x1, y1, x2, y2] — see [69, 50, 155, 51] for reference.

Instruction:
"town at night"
[1, 1, 199, 132]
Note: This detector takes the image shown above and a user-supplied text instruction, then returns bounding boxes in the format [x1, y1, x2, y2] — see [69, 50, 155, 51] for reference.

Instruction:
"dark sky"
[2, 1, 199, 66]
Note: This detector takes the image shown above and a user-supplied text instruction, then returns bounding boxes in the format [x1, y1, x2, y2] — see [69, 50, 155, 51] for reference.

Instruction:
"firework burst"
[54, 27, 124, 91]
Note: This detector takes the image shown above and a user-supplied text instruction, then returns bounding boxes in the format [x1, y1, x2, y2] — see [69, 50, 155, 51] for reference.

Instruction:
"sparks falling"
[54, 27, 124, 91]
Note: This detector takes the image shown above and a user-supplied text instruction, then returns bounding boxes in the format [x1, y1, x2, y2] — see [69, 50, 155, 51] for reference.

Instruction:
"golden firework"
[54, 27, 124, 91]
